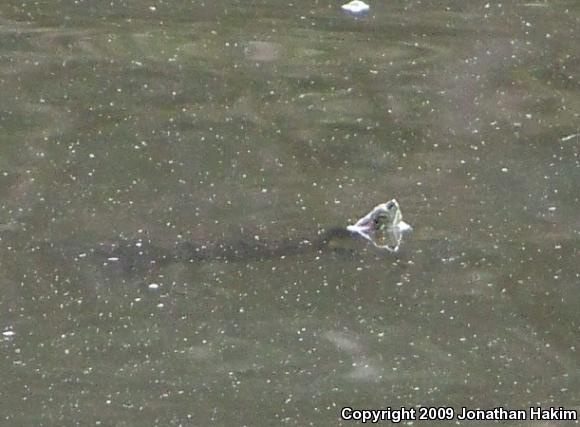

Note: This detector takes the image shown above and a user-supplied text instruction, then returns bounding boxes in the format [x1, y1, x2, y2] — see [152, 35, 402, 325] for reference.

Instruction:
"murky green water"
[1, 1, 579, 425]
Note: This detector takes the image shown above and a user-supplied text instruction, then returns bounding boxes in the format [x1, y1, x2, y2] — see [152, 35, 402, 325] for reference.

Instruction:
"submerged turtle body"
[91, 199, 412, 274]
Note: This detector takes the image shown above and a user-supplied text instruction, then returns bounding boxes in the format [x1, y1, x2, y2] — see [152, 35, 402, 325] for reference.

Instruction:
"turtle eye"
[386, 201, 395, 210]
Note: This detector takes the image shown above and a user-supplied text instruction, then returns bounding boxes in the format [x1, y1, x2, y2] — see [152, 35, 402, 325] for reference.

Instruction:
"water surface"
[0, 1, 579, 425]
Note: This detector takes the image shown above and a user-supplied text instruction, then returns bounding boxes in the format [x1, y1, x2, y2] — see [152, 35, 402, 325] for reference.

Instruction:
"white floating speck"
[107, 257, 119, 262]
[561, 133, 580, 142]
[548, 206, 556, 212]
[501, 167, 508, 172]
[341, 0, 370, 14]
[3, 330, 15, 337]
[148, 283, 160, 290]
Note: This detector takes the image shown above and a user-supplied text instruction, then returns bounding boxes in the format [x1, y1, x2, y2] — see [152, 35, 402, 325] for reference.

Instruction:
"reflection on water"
[0, 0, 579, 425]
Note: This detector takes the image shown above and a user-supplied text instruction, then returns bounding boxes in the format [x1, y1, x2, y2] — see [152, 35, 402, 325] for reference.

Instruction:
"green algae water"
[0, 1, 579, 425]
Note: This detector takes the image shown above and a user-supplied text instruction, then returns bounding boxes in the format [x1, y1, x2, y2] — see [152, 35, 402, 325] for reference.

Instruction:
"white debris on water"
[561, 133, 580, 142]
[341, 0, 370, 14]
[2, 330, 15, 337]
[148, 283, 160, 290]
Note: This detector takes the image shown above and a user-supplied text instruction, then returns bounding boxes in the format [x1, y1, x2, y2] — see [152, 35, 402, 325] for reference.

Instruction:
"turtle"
[345, 199, 412, 252]
[88, 199, 412, 274]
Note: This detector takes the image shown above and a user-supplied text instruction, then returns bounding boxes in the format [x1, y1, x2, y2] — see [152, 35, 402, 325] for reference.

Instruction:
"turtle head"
[372, 199, 403, 231]
[346, 199, 412, 252]
[350, 199, 404, 233]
